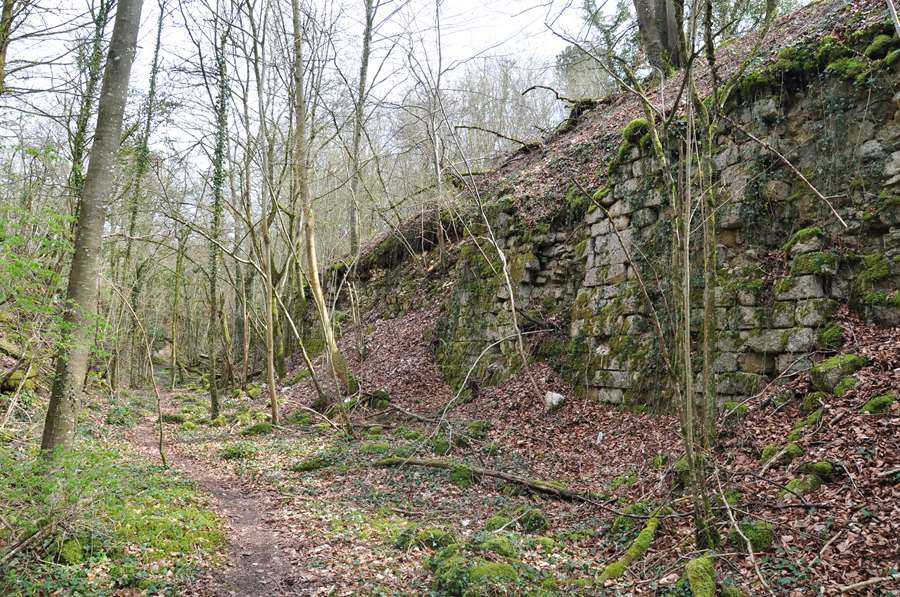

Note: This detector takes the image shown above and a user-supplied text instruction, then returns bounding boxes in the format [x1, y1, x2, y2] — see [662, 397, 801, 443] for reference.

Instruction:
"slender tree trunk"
[67, 0, 113, 218]
[41, 0, 144, 454]
[291, 0, 352, 400]
[208, 23, 229, 420]
[348, 0, 374, 261]
[0, 0, 16, 95]
[120, 0, 165, 389]
[170, 227, 186, 389]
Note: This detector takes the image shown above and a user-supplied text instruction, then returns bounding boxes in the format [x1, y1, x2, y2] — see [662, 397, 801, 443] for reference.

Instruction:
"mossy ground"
[0, 438, 223, 594]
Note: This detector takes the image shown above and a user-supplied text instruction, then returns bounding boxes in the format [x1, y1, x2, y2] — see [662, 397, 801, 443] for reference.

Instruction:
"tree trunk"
[41, 0, 144, 454]
[208, 22, 229, 420]
[291, 0, 353, 400]
[0, 0, 16, 94]
[348, 0, 374, 261]
[633, 0, 685, 73]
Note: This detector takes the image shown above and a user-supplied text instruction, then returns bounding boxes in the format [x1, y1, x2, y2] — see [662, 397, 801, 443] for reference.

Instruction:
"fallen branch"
[374, 456, 608, 504]
[837, 572, 900, 593]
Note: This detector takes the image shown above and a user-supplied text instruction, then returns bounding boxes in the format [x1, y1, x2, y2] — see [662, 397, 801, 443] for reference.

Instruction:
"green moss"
[622, 118, 650, 144]
[59, 538, 84, 564]
[611, 502, 654, 535]
[761, 443, 803, 466]
[782, 474, 822, 497]
[431, 434, 451, 456]
[531, 479, 569, 493]
[817, 322, 844, 349]
[360, 441, 391, 455]
[181, 421, 197, 431]
[220, 442, 257, 460]
[430, 553, 470, 595]
[783, 227, 824, 252]
[241, 422, 273, 436]
[825, 57, 869, 82]
[449, 465, 476, 488]
[886, 48, 900, 66]
[790, 251, 837, 275]
[685, 556, 716, 597]
[246, 384, 262, 399]
[466, 420, 491, 439]
[477, 533, 519, 558]
[722, 401, 748, 418]
[862, 394, 896, 414]
[467, 560, 519, 595]
[515, 506, 549, 533]
[395, 525, 457, 550]
[598, 517, 659, 581]
[857, 254, 892, 288]
[730, 520, 775, 552]
[802, 460, 836, 481]
[811, 354, 867, 392]
[721, 587, 747, 597]
[209, 415, 227, 427]
[291, 453, 334, 472]
[834, 376, 858, 397]
[864, 34, 897, 59]
[484, 514, 512, 532]
[396, 426, 421, 440]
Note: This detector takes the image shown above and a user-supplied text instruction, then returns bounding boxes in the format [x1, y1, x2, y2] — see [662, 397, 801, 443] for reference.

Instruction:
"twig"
[837, 572, 900, 593]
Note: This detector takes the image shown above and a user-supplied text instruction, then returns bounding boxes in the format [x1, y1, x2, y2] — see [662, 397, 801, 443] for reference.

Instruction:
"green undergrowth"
[0, 441, 223, 594]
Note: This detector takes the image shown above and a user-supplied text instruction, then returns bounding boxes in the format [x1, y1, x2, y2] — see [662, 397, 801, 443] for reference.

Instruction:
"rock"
[810, 354, 867, 392]
[857, 139, 883, 161]
[774, 275, 824, 300]
[544, 391, 566, 411]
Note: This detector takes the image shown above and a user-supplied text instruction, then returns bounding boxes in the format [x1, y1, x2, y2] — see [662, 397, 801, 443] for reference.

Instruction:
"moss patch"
[730, 519, 775, 552]
[862, 394, 896, 414]
[395, 525, 457, 550]
[220, 442, 257, 460]
[598, 517, 659, 581]
[685, 556, 716, 597]
[241, 422, 274, 436]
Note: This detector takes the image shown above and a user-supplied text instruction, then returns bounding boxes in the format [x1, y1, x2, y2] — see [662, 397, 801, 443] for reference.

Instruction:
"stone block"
[771, 301, 795, 327]
[774, 275, 824, 300]
[795, 298, 838, 327]
[591, 387, 624, 404]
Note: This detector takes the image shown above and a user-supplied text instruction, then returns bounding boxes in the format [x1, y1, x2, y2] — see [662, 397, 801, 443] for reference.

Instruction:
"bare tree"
[41, 0, 145, 453]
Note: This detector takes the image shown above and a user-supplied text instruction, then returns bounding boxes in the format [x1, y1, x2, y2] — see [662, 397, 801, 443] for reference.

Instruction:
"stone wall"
[430, 42, 900, 407]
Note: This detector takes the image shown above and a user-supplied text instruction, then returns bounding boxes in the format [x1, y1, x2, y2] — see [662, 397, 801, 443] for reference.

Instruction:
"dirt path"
[126, 404, 312, 596]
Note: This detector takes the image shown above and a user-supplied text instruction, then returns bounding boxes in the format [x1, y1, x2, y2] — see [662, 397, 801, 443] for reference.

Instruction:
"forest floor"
[104, 297, 900, 596]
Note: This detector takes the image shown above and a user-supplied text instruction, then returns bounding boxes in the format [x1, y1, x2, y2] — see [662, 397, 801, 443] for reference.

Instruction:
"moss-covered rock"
[622, 118, 651, 144]
[730, 519, 775, 552]
[801, 460, 836, 481]
[862, 394, 896, 414]
[484, 514, 512, 532]
[817, 322, 845, 349]
[246, 384, 262, 399]
[782, 474, 822, 498]
[291, 453, 334, 472]
[685, 556, 716, 597]
[722, 401, 748, 418]
[864, 34, 898, 59]
[834, 376, 858, 397]
[515, 506, 549, 533]
[721, 586, 747, 597]
[220, 442, 257, 460]
[477, 533, 519, 558]
[760, 442, 803, 466]
[790, 251, 837, 275]
[783, 227, 824, 253]
[810, 354, 867, 392]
